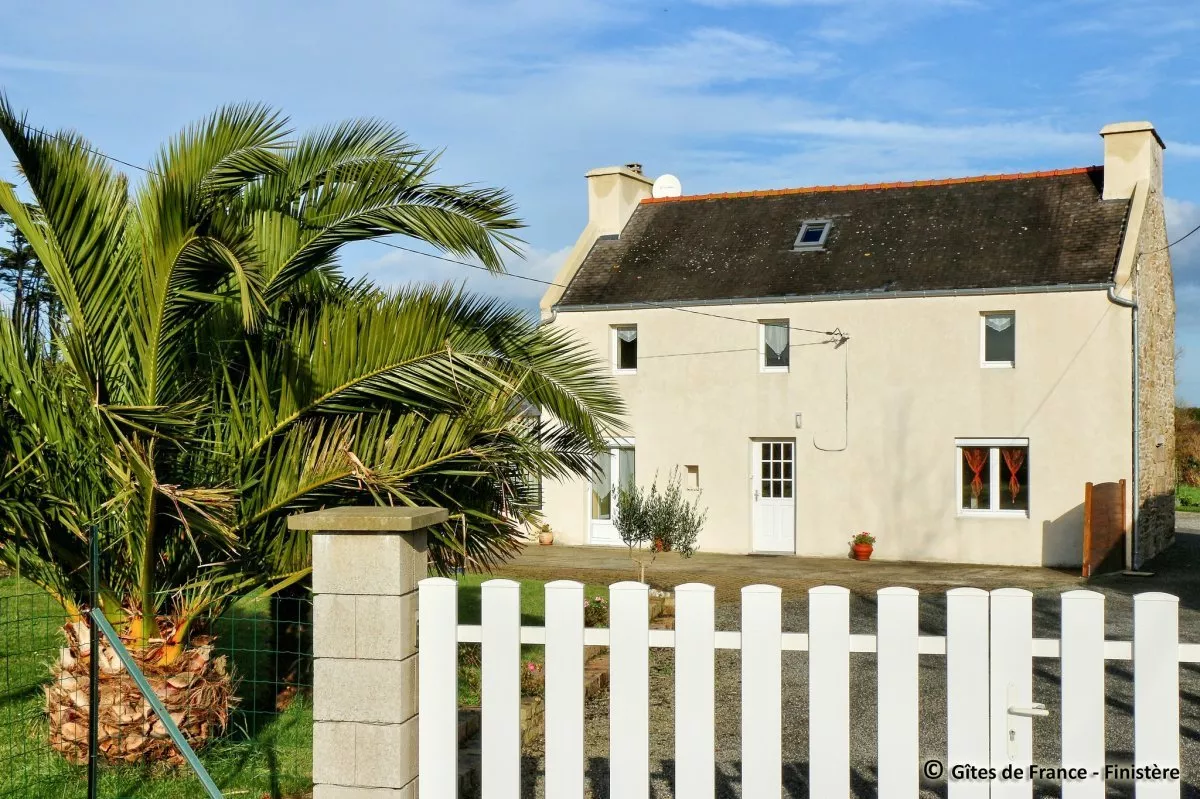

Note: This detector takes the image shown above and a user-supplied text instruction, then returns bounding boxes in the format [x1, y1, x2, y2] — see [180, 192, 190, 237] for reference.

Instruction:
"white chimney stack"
[585, 165, 654, 237]
[1100, 121, 1164, 201]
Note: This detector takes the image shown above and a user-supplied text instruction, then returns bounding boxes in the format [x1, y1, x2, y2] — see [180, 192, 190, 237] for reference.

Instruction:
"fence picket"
[877, 587, 919, 799]
[674, 583, 715, 799]
[610, 581, 650, 799]
[1134, 592, 1180, 799]
[989, 588, 1033, 799]
[809, 585, 850, 797]
[742, 585, 782, 799]
[482, 579, 521, 799]
[1061, 590, 1104, 799]
[544, 581, 584, 799]
[946, 587, 989, 799]
[418, 578, 458, 799]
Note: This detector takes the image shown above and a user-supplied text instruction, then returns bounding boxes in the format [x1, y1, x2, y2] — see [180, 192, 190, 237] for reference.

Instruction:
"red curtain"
[1002, 448, 1025, 501]
[963, 448, 988, 500]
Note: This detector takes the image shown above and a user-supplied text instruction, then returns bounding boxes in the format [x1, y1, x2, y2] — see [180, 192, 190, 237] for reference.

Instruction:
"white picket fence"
[416, 580, 1192, 798]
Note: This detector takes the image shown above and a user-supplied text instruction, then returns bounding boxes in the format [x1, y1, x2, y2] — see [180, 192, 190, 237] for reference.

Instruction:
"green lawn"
[1178, 484, 1200, 511]
[453, 573, 608, 706]
[0, 576, 311, 799]
[0, 573, 604, 796]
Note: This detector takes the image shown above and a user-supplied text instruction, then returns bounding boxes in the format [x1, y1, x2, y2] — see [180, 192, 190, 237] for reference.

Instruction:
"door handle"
[754, 490, 760, 500]
[1007, 704, 1049, 718]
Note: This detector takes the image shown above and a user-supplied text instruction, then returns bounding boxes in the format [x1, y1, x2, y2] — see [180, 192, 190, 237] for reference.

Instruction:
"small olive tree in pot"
[614, 468, 707, 583]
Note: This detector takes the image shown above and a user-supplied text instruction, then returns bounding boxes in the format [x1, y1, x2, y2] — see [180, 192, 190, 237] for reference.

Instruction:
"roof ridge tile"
[641, 165, 1101, 204]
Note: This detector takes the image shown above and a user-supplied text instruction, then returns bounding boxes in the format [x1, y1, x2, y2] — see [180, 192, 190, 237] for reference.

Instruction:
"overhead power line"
[369, 239, 845, 340]
[12, 119, 845, 340]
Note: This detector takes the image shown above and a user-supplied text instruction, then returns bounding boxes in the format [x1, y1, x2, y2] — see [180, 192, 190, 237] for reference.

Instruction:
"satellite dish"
[651, 173, 682, 199]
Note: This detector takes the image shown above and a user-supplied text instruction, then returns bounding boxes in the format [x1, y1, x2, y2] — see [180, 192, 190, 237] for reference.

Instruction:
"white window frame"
[759, 320, 790, 373]
[611, 325, 638, 375]
[793, 219, 832, 250]
[980, 312, 1016, 368]
[955, 437, 1029, 518]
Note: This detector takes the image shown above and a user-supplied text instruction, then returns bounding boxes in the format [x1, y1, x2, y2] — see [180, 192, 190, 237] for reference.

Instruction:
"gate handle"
[1007, 703, 1049, 718]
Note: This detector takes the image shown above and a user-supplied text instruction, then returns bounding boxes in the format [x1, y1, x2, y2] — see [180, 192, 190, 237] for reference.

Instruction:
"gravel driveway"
[517, 521, 1200, 798]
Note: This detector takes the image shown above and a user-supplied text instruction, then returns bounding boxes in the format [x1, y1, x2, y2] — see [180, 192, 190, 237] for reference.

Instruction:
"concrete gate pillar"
[289, 506, 448, 798]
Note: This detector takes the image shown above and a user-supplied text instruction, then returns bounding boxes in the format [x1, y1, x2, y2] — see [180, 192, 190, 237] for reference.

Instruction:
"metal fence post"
[87, 525, 99, 799]
[288, 506, 447, 799]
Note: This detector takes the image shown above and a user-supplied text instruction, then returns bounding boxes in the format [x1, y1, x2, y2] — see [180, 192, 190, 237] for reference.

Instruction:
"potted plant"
[850, 531, 875, 561]
[537, 523, 554, 546]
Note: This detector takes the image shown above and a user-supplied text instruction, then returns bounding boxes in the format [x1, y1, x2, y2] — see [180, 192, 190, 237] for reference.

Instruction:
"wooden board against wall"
[1082, 479, 1126, 578]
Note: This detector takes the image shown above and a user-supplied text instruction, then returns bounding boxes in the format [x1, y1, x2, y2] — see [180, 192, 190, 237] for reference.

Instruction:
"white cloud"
[1166, 196, 1200, 284]
[1168, 141, 1200, 159]
[683, 0, 979, 42]
[1075, 45, 1180, 101]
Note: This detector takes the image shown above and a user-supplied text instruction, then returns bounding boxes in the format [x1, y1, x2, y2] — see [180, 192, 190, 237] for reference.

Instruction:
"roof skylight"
[793, 220, 831, 250]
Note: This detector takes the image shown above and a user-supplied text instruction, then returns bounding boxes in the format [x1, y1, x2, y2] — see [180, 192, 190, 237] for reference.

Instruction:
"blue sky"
[2, 0, 1199, 397]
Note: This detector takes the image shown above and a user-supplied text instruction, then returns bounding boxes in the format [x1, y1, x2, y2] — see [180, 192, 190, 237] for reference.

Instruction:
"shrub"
[1177, 407, 1200, 487]
[583, 595, 608, 628]
[520, 661, 543, 696]
[615, 467, 707, 583]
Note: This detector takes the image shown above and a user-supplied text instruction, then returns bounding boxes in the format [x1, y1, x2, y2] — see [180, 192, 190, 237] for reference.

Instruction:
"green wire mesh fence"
[0, 565, 313, 799]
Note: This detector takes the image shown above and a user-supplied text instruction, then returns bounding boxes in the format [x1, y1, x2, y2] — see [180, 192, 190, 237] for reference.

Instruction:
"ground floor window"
[956, 438, 1029, 515]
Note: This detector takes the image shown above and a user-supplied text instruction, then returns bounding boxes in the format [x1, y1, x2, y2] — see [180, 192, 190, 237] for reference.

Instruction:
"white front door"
[589, 442, 635, 545]
[751, 440, 795, 553]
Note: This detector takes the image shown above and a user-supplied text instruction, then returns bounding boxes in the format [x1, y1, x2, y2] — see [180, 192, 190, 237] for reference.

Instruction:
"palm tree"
[0, 96, 622, 762]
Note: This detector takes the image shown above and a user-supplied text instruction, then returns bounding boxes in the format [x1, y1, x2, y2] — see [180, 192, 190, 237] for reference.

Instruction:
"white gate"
[418, 581, 1188, 798]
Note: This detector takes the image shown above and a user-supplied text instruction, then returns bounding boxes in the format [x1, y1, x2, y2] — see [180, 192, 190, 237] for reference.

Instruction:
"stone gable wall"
[1136, 181, 1177, 565]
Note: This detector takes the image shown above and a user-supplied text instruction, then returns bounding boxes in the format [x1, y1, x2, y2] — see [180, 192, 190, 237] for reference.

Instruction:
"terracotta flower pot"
[851, 543, 873, 561]
[538, 530, 554, 546]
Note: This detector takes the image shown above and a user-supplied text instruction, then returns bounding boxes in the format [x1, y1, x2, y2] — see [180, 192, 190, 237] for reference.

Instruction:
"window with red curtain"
[958, 441, 1029, 514]
[1000, 447, 1029, 511]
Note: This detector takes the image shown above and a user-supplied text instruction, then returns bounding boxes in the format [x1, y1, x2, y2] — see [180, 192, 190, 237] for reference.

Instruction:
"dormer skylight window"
[793, 220, 831, 250]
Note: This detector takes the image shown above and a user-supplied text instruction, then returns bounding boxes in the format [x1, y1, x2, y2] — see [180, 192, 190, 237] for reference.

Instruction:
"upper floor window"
[612, 325, 637, 373]
[793, 220, 831, 250]
[981, 312, 1015, 367]
[760, 320, 790, 372]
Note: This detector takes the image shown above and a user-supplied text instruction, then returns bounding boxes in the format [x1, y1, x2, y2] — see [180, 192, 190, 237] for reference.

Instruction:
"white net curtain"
[764, 322, 789, 366]
[985, 314, 1013, 332]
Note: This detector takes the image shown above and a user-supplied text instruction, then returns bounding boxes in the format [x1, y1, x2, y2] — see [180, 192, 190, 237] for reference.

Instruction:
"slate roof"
[555, 167, 1131, 308]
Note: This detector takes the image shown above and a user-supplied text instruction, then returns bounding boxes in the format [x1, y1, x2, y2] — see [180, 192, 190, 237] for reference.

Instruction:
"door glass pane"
[782, 443, 793, 459]
[783, 461, 792, 480]
[773, 443, 782, 460]
[783, 481, 792, 498]
[772, 461, 781, 479]
[762, 480, 771, 497]
[761, 461, 770, 479]
[618, 448, 636, 493]
[999, 446, 1029, 511]
[590, 451, 612, 520]
[960, 447, 990, 510]
[762, 443, 771, 460]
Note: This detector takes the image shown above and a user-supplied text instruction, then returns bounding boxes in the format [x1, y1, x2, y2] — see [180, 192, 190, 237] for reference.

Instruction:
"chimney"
[585, 165, 654, 237]
[1100, 121, 1164, 201]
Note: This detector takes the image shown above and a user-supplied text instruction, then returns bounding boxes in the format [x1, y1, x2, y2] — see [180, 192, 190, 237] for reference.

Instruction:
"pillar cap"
[287, 505, 448, 532]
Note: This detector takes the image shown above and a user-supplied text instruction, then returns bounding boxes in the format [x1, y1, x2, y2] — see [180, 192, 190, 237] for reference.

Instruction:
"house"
[538, 122, 1175, 568]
